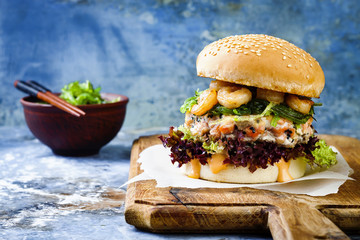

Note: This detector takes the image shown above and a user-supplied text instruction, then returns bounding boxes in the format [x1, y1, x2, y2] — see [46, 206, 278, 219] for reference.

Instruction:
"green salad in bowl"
[60, 80, 120, 105]
[20, 80, 129, 156]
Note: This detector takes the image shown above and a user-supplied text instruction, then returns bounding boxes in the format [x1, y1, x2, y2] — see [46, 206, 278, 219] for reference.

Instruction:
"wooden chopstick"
[27, 80, 86, 116]
[37, 91, 82, 117]
[14, 80, 85, 117]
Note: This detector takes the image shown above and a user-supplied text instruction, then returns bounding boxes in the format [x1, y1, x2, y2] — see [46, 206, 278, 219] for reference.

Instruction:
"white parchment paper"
[123, 144, 354, 196]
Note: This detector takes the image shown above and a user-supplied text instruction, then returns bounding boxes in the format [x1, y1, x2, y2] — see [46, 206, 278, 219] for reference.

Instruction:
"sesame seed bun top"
[196, 34, 325, 98]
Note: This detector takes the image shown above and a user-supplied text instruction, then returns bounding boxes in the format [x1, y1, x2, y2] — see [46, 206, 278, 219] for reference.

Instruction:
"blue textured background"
[1, 0, 359, 138]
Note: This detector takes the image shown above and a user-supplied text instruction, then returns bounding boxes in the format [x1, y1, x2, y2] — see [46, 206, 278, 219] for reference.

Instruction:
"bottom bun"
[181, 158, 307, 184]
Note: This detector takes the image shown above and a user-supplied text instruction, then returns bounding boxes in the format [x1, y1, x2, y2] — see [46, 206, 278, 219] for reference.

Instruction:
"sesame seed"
[306, 75, 310, 79]
[210, 35, 320, 70]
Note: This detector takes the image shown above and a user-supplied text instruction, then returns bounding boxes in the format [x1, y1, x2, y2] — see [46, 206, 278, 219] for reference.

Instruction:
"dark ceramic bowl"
[21, 93, 129, 156]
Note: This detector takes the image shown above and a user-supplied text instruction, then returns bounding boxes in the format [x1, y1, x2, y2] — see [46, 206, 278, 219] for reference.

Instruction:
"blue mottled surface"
[0, 0, 359, 137]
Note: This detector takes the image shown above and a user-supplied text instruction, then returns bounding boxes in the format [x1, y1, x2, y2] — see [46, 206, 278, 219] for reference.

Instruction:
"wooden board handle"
[267, 200, 349, 240]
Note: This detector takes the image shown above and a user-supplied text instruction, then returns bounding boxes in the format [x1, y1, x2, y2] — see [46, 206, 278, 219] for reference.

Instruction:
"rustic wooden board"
[124, 134, 360, 239]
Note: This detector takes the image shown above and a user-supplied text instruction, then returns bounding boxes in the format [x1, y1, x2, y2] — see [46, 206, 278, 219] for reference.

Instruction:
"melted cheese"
[189, 154, 228, 179]
[188, 158, 201, 179]
[275, 158, 294, 182]
[208, 154, 228, 174]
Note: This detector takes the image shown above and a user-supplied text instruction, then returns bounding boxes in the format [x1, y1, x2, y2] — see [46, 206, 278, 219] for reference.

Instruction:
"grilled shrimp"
[191, 89, 218, 116]
[209, 80, 236, 91]
[256, 88, 284, 103]
[217, 86, 252, 109]
[285, 94, 314, 114]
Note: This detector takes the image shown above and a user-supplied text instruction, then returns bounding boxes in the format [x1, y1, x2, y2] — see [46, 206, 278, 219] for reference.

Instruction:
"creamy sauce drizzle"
[189, 156, 294, 182]
[208, 154, 228, 174]
[276, 157, 293, 182]
[189, 154, 228, 179]
[188, 159, 201, 179]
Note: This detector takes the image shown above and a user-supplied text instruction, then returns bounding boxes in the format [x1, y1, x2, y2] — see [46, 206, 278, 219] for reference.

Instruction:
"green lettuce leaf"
[177, 125, 197, 141]
[202, 141, 225, 154]
[270, 103, 313, 124]
[270, 115, 281, 127]
[177, 125, 224, 154]
[180, 89, 203, 113]
[60, 80, 104, 105]
[208, 99, 268, 116]
[310, 139, 337, 167]
[209, 104, 238, 116]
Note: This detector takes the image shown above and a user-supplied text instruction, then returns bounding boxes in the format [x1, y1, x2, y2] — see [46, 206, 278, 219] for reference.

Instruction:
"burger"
[160, 34, 337, 184]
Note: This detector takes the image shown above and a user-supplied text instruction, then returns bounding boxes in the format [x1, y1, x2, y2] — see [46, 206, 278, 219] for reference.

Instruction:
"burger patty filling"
[185, 112, 314, 148]
[160, 82, 337, 174]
